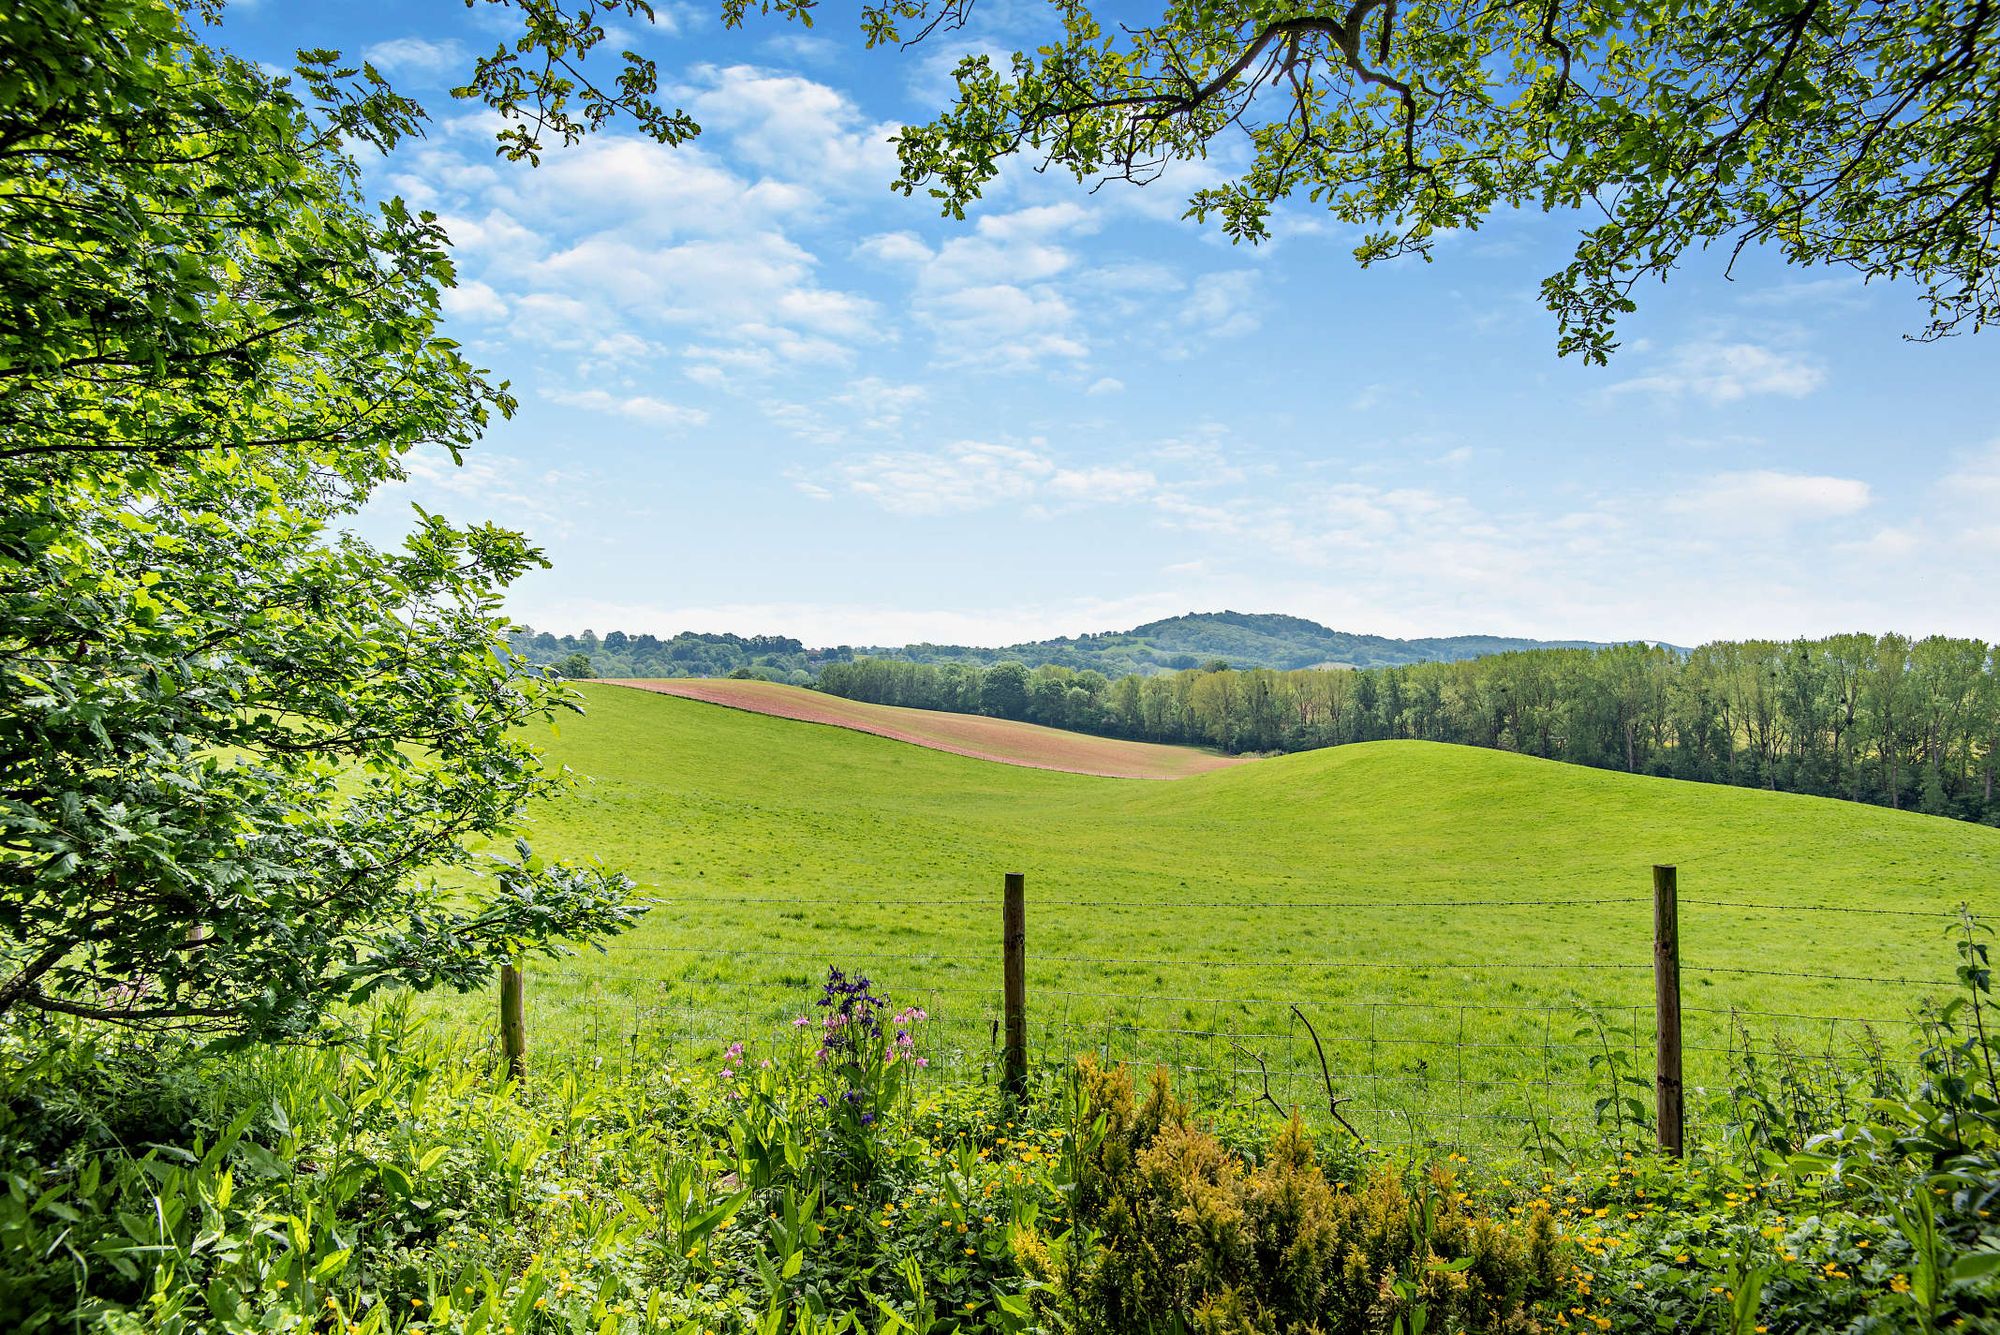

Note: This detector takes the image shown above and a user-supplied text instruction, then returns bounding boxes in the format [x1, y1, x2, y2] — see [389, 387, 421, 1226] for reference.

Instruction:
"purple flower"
[914, 1057, 929, 1068]
[725, 1042, 745, 1059]
[817, 966, 886, 1043]
[860, 1112, 876, 1126]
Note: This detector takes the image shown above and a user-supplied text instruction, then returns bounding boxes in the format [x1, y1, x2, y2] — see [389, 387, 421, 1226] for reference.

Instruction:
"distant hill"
[507, 611, 1627, 680]
[853, 611, 1618, 676]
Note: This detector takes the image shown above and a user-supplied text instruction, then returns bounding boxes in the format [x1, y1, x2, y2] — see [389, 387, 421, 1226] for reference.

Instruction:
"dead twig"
[1294, 1003, 1366, 1142]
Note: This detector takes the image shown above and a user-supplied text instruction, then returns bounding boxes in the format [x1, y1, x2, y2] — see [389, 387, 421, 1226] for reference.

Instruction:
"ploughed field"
[598, 678, 1247, 779]
[484, 684, 2000, 1150]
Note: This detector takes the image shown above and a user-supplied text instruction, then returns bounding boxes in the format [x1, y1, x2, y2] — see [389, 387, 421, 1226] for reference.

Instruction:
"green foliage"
[507, 627, 812, 680]
[5, 948, 1998, 1332]
[826, 613, 1607, 678]
[0, 1, 643, 1037]
[0, 981, 1068, 1333]
[861, 0, 2000, 357]
[1020, 1057, 1561, 1334]
[451, 1, 698, 164]
[979, 662, 1032, 721]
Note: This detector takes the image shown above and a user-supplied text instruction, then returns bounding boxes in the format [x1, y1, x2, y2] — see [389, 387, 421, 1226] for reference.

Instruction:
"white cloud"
[855, 231, 935, 265]
[544, 387, 709, 429]
[680, 65, 900, 192]
[1178, 271, 1262, 341]
[1085, 377, 1125, 396]
[360, 447, 580, 542]
[828, 442, 1056, 515]
[919, 285, 1088, 370]
[1664, 469, 1871, 529]
[1941, 440, 2000, 502]
[1047, 465, 1159, 504]
[441, 280, 507, 323]
[862, 205, 1105, 371]
[1611, 341, 1826, 402]
[1932, 440, 2000, 551]
[363, 36, 468, 78]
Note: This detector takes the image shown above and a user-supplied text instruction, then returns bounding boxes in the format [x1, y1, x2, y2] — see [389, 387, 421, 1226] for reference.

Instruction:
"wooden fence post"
[500, 961, 527, 1084]
[1652, 865, 1684, 1156]
[1003, 872, 1027, 1101]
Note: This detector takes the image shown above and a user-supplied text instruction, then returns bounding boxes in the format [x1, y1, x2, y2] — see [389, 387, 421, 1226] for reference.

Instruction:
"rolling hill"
[601, 678, 1246, 779]
[862, 610, 1621, 674]
[484, 684, 1999, 1146]
[505, 610, 1627, 679]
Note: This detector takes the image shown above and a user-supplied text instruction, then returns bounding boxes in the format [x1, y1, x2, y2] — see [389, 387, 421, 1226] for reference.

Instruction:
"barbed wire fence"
[492, 868, 1973, 1158]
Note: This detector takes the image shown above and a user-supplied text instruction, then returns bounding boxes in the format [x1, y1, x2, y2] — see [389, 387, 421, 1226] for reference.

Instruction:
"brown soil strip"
[599, 678, 1250, 781]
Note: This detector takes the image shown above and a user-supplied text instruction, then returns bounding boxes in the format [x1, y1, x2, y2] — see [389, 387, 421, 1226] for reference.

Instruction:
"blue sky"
[215, 1, 2000, 649]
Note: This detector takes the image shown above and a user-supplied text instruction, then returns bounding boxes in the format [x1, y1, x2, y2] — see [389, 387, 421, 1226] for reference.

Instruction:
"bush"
[1020, 1056, 1562, 1334]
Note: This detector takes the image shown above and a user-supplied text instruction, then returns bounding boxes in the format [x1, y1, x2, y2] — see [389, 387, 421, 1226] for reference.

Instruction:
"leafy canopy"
[881, 0, 2000, 360]
[713, 0, 2000, 361]
[0, 0, 642, 1037]
[213, 1, 1999, 363]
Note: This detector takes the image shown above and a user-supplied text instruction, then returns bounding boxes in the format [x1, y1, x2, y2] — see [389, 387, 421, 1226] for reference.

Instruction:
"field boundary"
[495, 867, 1976, 1157]
[599, 678, 1251, 780]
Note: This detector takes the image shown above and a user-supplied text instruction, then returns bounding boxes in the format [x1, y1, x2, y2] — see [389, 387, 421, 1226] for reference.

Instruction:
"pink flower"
[914, 1057, 929, 1068]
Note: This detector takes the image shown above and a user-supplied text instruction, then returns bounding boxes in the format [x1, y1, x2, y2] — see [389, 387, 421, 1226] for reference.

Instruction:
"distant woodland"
[505, 628, 819, 681]
[505, 612, 1612, 681]
[816, 637, 2000, 824]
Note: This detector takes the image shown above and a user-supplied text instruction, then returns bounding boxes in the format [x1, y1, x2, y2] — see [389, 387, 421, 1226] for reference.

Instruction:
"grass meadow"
[462, 683, 2000, 1150]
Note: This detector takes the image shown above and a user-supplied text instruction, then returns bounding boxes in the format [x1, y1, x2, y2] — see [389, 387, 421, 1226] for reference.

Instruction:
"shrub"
[1028, 1056, 1562, 1333]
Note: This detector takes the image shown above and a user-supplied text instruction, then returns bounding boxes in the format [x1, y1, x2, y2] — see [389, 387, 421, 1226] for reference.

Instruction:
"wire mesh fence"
[494, 872, 1974, 1156]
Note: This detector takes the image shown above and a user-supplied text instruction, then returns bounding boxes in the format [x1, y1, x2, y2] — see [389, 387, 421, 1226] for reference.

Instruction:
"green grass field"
[479, 684, 2000, 1149]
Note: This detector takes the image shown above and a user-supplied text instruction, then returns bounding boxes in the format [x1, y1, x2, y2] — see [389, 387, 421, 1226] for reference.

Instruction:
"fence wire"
[495, 885, 1972, 1155]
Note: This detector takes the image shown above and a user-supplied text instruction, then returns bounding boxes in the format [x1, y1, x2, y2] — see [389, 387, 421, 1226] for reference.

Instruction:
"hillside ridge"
[508, 610, 1633, 680]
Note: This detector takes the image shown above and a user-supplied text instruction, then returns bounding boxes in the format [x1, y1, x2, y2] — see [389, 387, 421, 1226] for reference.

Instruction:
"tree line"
[506, 627, 818, 682]
[817, 636, 2000, 825]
